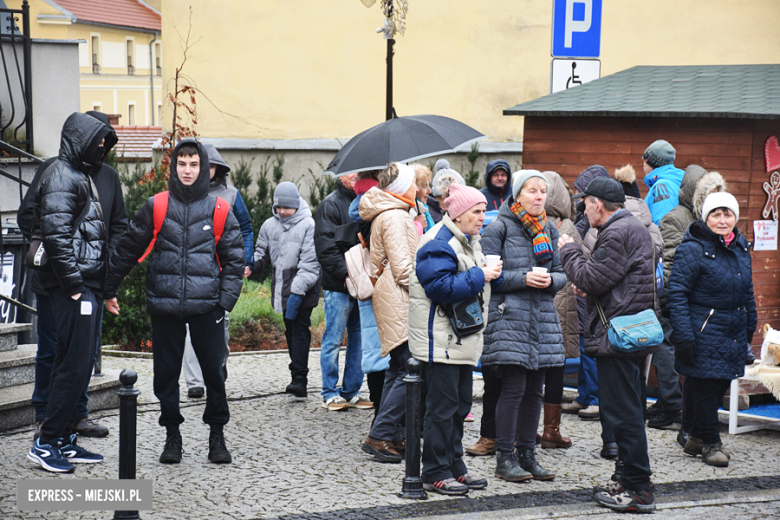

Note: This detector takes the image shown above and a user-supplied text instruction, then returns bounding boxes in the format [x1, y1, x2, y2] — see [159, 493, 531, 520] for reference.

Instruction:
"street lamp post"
[372, 1, 408, 120]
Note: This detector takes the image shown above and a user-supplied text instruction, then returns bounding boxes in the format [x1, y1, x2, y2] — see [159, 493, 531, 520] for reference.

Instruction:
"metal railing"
[0, 1, 33, 154]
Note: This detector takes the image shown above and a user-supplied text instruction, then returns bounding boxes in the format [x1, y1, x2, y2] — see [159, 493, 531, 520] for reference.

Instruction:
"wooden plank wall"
[522, 116, 779, 355]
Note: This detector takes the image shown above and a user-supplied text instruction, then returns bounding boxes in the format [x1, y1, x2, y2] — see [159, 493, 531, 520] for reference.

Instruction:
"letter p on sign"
[552, 0, 602, 58]
[565, 0, 592, 47]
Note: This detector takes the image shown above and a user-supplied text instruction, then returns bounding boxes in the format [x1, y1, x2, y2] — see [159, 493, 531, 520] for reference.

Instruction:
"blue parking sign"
[551, 0, 602, 58]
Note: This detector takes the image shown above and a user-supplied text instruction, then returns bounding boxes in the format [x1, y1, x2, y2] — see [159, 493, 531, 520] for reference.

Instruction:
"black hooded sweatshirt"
[105, 140, 245, 316]
[32, 112, 117, 296]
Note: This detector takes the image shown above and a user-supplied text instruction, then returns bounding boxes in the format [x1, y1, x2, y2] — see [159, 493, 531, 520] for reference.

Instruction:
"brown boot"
[465, 437, 497, 456]
[540, 403, 572, 449]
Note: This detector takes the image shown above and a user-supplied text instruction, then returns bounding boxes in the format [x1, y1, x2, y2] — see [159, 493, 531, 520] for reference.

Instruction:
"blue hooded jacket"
[644, 163, 685, 225]
[480, 159, 512, 211]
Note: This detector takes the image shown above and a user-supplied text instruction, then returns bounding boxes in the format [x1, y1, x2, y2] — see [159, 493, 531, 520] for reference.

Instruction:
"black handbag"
[443, 292, 485, 345]
[26, 176, 98, 271]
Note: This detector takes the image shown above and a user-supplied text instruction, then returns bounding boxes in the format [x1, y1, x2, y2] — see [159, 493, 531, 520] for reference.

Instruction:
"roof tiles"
[54, 0, 161, 31]
[504, 65, 780, 120]
[113, 125, 162, 160]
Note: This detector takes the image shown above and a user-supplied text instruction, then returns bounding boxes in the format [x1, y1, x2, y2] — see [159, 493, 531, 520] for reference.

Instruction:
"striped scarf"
[509, 200, 553, 264]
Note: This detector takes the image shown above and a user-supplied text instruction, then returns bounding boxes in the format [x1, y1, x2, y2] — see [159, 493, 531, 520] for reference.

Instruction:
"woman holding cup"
[481, 170, 567, 482]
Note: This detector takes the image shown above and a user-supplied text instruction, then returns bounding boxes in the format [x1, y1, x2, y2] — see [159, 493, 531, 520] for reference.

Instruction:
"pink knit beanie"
[445, 183, 487, 219]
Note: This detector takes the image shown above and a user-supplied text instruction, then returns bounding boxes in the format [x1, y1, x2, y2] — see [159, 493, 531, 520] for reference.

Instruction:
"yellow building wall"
[160, 0, 780, 143]
[10, 0, 163, 126]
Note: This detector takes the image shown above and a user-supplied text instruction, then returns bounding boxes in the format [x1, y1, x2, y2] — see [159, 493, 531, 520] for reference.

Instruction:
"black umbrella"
[324, 115, 485, 177]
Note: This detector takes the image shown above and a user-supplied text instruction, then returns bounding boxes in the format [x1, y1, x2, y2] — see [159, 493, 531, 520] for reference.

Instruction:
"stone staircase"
[0, 322, 122, 431]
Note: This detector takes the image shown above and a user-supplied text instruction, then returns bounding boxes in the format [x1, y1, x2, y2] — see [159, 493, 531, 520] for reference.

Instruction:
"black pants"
[543, 364, 565, 405]
[40, 287, 102, 444]
[422, 363, 472, 483]
[370, 343, 411, 441]
[597, 357, 652, 492]
[681, 375, 695, 431]
[151, 307, 230, 431]
[690, 377, 730, 444]
[479, 364, 501, 438]
[367, 370, 386, 418]
[495, 365, 546, 452]
[284, 306, 313, 383]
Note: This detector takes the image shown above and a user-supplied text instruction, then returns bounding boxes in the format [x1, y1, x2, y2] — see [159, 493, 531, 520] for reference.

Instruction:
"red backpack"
[137, 191, 230, 269]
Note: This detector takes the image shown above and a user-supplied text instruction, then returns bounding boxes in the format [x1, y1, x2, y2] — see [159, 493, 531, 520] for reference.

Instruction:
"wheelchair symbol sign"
[550, 59, 601, 94]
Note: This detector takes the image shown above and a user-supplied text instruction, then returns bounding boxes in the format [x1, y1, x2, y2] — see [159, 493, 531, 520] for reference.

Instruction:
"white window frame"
[90, 33, 101, 74]
[127, 102, 137, 126]
[126, 37, 135, 75]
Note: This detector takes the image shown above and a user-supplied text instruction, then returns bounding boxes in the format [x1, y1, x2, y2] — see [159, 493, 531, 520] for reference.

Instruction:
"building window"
[91, 35, 100, 74]
[127, 38, 135, 75]
[92, 104, 102, 112]
[128, 103, 136, 125]
[157, 103, 163, 125]
[155, 42, 162, 76]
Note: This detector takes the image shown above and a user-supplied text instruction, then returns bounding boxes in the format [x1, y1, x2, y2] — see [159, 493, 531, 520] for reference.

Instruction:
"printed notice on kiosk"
[17, 479, 153, 511]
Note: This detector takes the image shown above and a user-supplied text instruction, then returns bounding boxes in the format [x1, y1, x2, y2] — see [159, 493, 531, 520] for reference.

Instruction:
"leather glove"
[285, 293, 303, 321]
[675, 339, 696, 366]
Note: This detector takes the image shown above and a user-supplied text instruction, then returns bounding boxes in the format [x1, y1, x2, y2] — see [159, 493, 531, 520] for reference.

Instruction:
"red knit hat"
[353, 178, 379, 195]
[445, 183, 487, 219]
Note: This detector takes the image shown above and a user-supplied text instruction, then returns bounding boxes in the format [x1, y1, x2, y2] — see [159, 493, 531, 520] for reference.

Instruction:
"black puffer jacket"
[105, 140, 245, 316]
[560, 210, 658, 358]
[33, 112, 116, 296]
[314, 180, 357, 293]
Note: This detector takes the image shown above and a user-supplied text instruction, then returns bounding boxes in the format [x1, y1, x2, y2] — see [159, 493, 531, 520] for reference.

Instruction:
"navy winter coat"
[667, 221, 757, 380]
[480, 199, 566, 369]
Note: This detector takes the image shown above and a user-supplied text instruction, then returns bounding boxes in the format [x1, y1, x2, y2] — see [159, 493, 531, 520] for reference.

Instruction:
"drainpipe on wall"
[149, 32, 158, 125]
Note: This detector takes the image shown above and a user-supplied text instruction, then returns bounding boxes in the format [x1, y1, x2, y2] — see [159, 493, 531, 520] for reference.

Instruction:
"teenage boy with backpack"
[104, 140, 244, 464]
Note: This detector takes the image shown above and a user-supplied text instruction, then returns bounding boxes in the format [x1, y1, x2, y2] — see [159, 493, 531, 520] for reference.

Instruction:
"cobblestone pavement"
[2, 350, 779, 519]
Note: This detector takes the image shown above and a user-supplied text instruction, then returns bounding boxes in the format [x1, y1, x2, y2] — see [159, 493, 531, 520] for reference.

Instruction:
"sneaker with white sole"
[322, 396, 349, 411]
[61, 434, 103, 463]
[423, 478, 469, 496]
[593, 488, 655, 514]
[347, 395, 373, 409]
[28, 438, 75, 473]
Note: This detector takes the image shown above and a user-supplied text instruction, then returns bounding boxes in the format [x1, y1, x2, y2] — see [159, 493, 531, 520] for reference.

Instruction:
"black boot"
[286, 377, 307, 398]
[611, 460, 624, 482]
[677, 427, 691, 449]
[494, 451, 532, 482]
[159, 433, 182, 464]
[517, 447, 555, 481]
[208, 430, 232, 464]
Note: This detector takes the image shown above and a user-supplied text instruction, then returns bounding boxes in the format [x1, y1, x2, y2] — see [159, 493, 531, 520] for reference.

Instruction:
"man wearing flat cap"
[558, 177, 658, 514]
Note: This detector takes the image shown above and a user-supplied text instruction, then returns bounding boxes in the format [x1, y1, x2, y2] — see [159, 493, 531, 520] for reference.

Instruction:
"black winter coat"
[32, 113, 116, 296]
[105, 140, 245, 316]
[314, 180, 357, 293]
[21, 157, 128, 296]
[481, 199, 566, 369]
[667, 222, 757, 380]
[560, 210, 658, 358]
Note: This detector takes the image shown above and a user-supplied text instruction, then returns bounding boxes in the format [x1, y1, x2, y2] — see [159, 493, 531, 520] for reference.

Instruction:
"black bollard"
[114, 369, 141, 520]
[398, 358, 427, 500]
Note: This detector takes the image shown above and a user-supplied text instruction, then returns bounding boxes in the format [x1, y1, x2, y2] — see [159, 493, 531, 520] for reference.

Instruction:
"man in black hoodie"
[18, 111, 127, 441]
[104, 140, 244, 465]
[479, 159, 512, 211]
[27, 112, 117, 473]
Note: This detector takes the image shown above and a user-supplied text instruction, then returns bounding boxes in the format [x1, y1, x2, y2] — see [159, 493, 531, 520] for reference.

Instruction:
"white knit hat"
[701, 192, 739, 223]
[383, 163, 416, 195]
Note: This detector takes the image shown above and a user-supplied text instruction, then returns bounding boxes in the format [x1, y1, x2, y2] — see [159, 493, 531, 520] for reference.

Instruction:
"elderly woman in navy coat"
[667, 192, 757, 468]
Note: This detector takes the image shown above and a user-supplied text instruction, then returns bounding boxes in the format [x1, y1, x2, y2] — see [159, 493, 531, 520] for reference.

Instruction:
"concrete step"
[0, 323, 33, 352]
[0, 343, 37, 388]
[0, 368, 123, 431]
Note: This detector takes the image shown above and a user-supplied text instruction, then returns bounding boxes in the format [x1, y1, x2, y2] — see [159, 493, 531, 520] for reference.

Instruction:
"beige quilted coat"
[359, 188, 420, 356]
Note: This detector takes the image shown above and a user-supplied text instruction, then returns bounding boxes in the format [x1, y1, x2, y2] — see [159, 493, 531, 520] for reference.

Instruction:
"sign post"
[550, 0, 602, 92]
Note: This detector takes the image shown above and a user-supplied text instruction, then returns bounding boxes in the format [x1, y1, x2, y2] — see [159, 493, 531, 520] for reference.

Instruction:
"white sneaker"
[322, 396, 349, 411]
[347, 394, 374, 409]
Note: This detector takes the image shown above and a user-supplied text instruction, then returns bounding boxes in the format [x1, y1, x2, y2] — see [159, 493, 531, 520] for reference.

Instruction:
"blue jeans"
[577, 335, 599, 407]
[32, 294, 99, 421]
[320, 290, 363, 401]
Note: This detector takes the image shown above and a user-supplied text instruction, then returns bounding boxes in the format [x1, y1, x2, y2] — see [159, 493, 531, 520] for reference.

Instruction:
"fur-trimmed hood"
[692, 171, 728, 220]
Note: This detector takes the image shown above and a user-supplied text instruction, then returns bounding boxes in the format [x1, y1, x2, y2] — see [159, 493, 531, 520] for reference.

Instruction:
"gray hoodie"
[254, 197, 321, 313]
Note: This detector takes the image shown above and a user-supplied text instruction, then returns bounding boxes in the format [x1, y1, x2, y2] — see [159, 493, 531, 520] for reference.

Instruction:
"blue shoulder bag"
[594, 250, 663, 353]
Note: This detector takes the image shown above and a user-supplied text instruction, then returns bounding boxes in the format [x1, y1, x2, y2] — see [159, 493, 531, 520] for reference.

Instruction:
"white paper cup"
[485, 255, 501, 269]
[532, 266, 548, 274]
